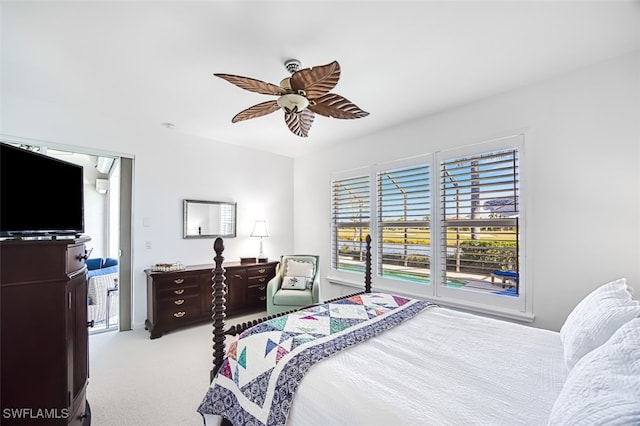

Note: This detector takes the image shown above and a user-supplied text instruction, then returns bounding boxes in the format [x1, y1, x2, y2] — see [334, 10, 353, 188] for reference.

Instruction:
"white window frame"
[370, 155, 435, 297]
[433, 135, 528, 318]
[330, 167, 373, 282]
[328, 134, 530, 321]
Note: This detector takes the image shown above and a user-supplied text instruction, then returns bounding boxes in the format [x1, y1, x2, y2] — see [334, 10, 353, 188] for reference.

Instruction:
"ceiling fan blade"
[214, 73, 287, 96]
[290, 61, 340, 99]
[308, 93, 370, 119]
[231, 100, 280, 123]
[284, 108, 315, 137]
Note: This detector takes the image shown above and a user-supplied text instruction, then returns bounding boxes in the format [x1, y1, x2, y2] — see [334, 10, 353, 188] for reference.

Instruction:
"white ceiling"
[3, 1, 640, 158]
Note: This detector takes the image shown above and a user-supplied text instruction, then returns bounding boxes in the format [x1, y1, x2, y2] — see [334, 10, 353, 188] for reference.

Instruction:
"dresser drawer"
[159, 294, 200, 310]
[246, 265, 274, 278]
[66, 244, 86, 275]
[159, 285, 201, 300]
[155, 274, 200, 290]
[158, 296, 201, 323]
[246, 285, 267, 307]
[247, 275, 269, 288]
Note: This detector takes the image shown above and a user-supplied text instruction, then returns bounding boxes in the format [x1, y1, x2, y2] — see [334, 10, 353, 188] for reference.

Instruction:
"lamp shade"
[250, 220, 269, 238]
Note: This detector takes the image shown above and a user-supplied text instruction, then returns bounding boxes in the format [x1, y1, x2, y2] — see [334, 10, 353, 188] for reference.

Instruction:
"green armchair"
[266, 255, 320, 316]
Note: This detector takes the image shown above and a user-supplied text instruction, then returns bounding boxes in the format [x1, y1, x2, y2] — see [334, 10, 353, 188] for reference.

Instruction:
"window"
[330, 135, 526, 317]
[377, 163, 431, 284]
[331, 173, 371, 273]
[439, 148, 519, 295]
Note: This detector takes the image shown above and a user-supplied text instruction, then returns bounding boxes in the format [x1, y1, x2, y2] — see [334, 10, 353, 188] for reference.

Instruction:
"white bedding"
[204, 306, 567, 426]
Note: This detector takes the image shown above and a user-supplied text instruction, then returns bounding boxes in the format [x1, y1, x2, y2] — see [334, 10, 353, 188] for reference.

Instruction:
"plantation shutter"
[377, 164, 431, 283]
[331, 175, 371, 272]
[440, 148, 520, 292]
[220, 203, 235, 236]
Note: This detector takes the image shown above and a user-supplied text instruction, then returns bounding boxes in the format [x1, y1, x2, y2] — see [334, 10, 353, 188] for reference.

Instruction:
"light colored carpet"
[87, 312, 264, 426]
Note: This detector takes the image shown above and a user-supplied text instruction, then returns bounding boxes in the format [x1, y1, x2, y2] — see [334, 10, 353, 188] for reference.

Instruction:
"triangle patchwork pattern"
[239, 369, 273, 408]
[238, 347, 247, 369]
[290, 336, 316, 351]
[267, 316, 288, 331]
[233, 364, 240, 387]
[278, 330, 296, 344]
[344, 295, 363, 305]
[299, 315, 318, 320]
[227, 340, 238, 361]
[265, 338, 278, 357]
[219, 360, 232, 379]
[392, 295, 410, 306]
[329, 317, 350, 334]
[275, 346, 289, 364]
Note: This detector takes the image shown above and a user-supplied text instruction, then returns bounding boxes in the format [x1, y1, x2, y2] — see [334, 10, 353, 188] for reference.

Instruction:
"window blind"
[377, 164, 430, 283]
[440, 148, 520, 292]
[331, 175, 371, 272]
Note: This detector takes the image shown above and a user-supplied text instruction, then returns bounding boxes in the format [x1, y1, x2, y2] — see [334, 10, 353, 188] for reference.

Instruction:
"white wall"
[83, 181, 106, 258]
[2, 97, 294, 328]
[293, 51, 640, 331]
[4, 51, 638, 332]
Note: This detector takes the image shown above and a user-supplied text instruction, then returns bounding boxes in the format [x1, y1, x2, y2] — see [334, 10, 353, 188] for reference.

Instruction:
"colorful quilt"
[197, 292, 434, 425]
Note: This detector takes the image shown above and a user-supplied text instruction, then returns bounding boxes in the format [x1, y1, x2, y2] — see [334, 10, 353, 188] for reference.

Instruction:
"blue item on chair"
[491, 270, 518, 287]
[86, 258, 103, 271]
[493, 270, 518, 279]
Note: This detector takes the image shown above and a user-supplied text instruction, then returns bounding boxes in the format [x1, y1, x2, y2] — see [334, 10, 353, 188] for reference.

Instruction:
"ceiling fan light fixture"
[279, 77, 292, 90]
[277, 93, 309, 112]
[214, 59, 368, 137]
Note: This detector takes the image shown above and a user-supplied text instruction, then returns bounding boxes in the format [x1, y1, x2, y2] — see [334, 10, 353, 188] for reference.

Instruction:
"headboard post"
[210, 237, 227, 382]
[365, 234, 372, 293]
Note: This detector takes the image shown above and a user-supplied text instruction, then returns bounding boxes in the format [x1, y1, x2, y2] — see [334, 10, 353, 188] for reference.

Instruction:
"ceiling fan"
[214, 59, 369, 138]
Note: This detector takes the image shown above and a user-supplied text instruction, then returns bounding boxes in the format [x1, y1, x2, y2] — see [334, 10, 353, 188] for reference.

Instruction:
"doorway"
[1, 140, 133, 333]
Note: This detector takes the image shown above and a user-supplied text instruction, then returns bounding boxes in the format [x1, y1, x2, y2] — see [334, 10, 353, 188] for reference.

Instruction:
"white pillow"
[281, 276, 309, 291]
[284, 259, 314, 278]
[549, 317, 640, 425]
[560, 278, 640, 370]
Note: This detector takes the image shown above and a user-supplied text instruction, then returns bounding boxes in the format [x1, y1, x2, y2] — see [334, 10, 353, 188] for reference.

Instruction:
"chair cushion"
[283, 257, 316, 279]
[281, 276, 309, 291]
[87, 265, 119, 279]
[86, 258, 103, 271]
[273, 288, 314, 306]
[103, 257, 118, 268]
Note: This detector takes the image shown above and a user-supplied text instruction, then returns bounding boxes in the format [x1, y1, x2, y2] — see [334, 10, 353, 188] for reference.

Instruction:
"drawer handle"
[258, 268, 266, 274]
[174, 299, 185, 305]
[174, 289, 185, 295]
[258, 286, 266, 291]
[174, 278, 184, 284]
[258, 296, 266, 301]
[233, 274, 243, 279]
[258, 278, 266, 282]
[174, 311, 186, 318]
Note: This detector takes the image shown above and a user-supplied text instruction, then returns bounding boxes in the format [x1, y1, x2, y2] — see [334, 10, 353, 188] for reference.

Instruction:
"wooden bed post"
[210, 237, 226, 382]
[365, 234, 372, 293]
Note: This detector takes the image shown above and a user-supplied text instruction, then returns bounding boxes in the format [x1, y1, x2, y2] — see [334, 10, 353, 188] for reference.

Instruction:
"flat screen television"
[1, 142, 85, 238]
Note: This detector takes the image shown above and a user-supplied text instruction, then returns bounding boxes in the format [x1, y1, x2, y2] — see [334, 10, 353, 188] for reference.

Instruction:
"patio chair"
[491, 270, 518, 288]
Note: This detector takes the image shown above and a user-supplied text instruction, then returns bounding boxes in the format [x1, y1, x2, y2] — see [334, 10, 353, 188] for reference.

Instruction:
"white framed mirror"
[183, 199, 236, 239]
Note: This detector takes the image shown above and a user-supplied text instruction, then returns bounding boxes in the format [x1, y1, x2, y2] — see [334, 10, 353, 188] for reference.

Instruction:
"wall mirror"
[183, 199, 236, 239]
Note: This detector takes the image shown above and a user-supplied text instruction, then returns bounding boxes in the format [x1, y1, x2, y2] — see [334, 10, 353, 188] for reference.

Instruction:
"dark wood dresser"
[144, 261, 278, 339]
[0, 237, 91, 425]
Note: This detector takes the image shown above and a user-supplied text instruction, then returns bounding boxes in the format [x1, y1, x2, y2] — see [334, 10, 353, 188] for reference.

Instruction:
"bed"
[198, 236, 640, 425]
